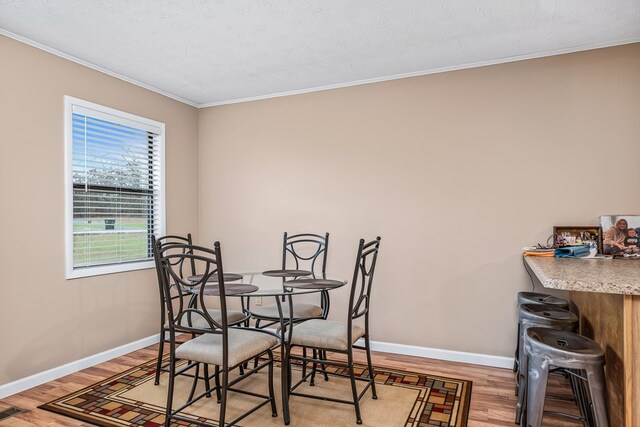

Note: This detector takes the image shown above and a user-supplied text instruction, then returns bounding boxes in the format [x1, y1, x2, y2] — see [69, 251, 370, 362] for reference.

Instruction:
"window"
[65, 96, 165, 279]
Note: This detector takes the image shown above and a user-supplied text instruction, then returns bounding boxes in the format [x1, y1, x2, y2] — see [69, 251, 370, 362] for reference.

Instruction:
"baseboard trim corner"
[362, 339, 514, 369]
[0, 334, 160, 399]
[1, 334, 513, 399]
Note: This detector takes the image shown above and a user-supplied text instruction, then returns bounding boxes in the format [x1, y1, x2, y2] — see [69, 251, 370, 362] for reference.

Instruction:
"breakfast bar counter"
[524, 256, 640, 427]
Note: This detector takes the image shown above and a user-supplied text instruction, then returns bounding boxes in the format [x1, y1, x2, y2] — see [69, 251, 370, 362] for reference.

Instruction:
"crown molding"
[200, 37, 640, 108]
[0, 29, 198, 107]
[3, 28, 638, 109]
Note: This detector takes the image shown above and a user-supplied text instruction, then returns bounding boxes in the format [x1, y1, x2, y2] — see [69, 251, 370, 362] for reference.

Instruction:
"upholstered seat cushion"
[166, 309, 246, 329]
[290, 319, 365, 351]
[251, 302, 323, 320]
[176, 329, 278, 367]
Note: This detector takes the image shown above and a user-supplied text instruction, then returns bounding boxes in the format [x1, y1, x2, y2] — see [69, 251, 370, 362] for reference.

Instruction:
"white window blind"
[65, 97, 165, 278]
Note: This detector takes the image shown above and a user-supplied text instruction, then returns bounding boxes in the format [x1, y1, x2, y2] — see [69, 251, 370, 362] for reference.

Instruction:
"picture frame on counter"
[553, 226, 602, 252]
[600, 215, 640, 256]
[600, 215, 640, 233]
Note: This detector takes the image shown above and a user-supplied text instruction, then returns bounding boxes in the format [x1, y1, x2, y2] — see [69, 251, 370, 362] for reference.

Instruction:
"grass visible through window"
[73, 217, 150, 267]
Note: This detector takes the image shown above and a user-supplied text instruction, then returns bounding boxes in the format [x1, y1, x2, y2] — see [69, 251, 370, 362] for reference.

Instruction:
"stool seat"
[517, 291, 569, 309]
[519, 303, 578, 325]
[524, 328, 608, 427]
[527, 328, 604, 362]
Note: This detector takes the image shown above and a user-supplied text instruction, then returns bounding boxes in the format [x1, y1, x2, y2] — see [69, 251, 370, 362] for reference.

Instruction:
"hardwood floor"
[0, 344, 583, 426]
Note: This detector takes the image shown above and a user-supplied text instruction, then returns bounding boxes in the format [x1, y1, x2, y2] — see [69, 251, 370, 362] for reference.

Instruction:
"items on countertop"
[553, 245, 590, 257]
[523, 249, 555, 257]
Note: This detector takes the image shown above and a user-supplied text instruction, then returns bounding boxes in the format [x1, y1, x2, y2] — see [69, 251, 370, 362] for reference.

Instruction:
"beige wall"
[198, 43, 640, 357]
[1, 35, 638, 387]
[0, 36, 199, 384]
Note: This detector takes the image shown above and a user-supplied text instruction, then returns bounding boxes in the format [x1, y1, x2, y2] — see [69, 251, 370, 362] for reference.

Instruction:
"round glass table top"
[186, 272, 345, 297]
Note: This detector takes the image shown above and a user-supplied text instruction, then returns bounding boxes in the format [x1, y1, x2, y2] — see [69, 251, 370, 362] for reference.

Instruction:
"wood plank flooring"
[0, 344, 583, 426]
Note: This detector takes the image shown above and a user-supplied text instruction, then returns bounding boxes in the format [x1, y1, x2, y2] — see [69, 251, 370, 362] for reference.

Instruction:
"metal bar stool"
[517, 291, 570, 309]
[515, 303, 578, 424]
[514, 292, 570, 374]
[525, 327, 608, 427]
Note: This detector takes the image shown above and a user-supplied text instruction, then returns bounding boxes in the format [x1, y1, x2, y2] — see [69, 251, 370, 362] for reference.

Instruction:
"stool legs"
[526, 353, 550, 427]
[585, 365, 609, 427]
[514, 322, 521, 374]
[524, 326, 609, 427]
[568, 369, 592, 427]
[515, 323, 529, 423]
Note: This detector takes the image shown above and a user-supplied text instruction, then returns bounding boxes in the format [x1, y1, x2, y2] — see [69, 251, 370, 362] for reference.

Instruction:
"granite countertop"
[524, 256, 640, 295]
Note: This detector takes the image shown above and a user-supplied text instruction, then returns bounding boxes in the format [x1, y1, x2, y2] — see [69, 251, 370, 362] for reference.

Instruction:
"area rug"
[39, 356, 472, 426]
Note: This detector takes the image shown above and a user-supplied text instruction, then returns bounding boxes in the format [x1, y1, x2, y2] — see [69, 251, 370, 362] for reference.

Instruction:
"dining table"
[187, 269, 348, 425]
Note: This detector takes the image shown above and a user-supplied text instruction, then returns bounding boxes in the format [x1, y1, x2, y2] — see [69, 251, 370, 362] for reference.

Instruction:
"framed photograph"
[553, 226, 602, 252]
[600, 215, 640, 231]
[600, 215, 640, 256]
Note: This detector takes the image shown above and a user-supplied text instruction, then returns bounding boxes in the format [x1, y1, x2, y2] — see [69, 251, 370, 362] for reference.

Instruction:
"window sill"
[66, 260, 155, 279]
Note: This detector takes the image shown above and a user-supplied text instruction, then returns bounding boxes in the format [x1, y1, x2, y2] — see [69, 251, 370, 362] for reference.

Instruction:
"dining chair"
[151, 234, 246, 386]
[286, 236, 381, 425]
[158, 242, 279, 427]
[248, 232, 330, 328]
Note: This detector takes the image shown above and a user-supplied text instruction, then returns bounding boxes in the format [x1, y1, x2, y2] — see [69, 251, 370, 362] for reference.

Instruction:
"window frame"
[64, 96, 166, 279]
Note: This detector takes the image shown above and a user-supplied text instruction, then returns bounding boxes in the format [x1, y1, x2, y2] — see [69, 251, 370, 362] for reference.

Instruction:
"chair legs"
[203, 364, 212, 398]
[165, 353, 277, 427]
[218, 369, 228, 427]
[309, 349, 330, 386]
[364, 336, 377, 399]
[214, 365, 221, 403]
[267, 349, 278, 417]
[187, 363, 200, 401]
[164, 349, 176, 427]
[288, 344, 376, 425]
[347, 353, 363, 425]
[155, 333, 165, 385]
[320, 350, 329, 382]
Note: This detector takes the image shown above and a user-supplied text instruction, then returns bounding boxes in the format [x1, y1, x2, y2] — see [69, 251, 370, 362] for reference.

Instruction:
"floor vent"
[0, 406, 25, 421]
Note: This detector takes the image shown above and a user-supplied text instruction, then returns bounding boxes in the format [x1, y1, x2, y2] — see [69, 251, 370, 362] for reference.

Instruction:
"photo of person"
[624, 228, 640, 254]
[602, 218, 628, 255]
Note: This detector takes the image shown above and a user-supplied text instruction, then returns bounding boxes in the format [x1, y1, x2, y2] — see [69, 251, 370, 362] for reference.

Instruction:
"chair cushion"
[176, 328, 278, 367]
[290, 319, 365, 351]
[165, 309, 246, 329]
[251, 302, 323, 320]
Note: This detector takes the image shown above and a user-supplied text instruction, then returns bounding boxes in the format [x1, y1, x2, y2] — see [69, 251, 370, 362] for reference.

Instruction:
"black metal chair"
[248, 232, 330, 327]
[286, 237, 381, 425]
[158, 242, 279, 427]
[151, 234, 246, 386]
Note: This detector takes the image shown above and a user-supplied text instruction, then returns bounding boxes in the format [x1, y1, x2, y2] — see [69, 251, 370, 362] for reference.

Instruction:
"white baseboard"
[0, 334, 512, 399]
[0, 334, 160, 399]
[358, 339, 514, 369]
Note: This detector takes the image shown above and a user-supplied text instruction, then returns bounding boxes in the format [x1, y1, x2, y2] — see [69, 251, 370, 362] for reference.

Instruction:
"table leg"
[282, 345, 290, 425]
[275, 295, 294, 425]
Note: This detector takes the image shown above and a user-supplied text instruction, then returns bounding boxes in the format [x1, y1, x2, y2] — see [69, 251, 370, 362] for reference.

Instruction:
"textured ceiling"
[1, 1, 639, 107]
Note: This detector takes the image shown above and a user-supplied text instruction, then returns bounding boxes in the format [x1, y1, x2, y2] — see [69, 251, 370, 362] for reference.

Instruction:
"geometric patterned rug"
[39, 355, 472, 426]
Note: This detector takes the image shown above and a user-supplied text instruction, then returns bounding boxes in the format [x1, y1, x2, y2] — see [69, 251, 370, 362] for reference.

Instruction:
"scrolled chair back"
[283, 232, 330, 273]
[348, 236, 382, 322]
[157, 241, 230, 335]
[151, 234, 195, 281]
